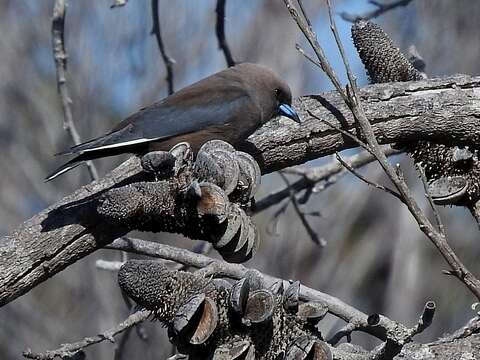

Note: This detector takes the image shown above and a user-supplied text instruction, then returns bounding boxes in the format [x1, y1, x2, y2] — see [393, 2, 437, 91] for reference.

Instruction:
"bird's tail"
[46, 144, 141, 181]
[45, 157, 85, 182]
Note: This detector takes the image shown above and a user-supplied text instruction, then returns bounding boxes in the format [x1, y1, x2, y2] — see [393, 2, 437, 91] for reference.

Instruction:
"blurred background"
[1, 0, 480, 358]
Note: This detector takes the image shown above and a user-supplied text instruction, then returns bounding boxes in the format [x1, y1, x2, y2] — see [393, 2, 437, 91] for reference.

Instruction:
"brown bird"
[46, 63, 300, 181]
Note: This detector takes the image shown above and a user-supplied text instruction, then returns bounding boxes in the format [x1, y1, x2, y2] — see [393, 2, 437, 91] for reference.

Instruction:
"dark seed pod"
[214, 204, 244, 249]
[174, 294, 219, 345]
[245, 224, 259, 261]
[186, 180, 203, 200]
[283, 281, 301, 312]
[229, 278, 250, 315]
[212, 340, 255, 360]
[298, 302, 328, 324]
[285, 336, 332, 360]
[196, 182, 229, 223]
[269, 280, 284, 295]
[140, 151, 176, 177]
[217, 209, 258, 264]
[231, 151, 262, 203]
[243, 289, 275, 325]
[195, 141, 240, 195]
[199, 139, 237, 154]
[429, 176, 469, 205]
[169, 142, 193, 171]
[212, 278, 232, 291]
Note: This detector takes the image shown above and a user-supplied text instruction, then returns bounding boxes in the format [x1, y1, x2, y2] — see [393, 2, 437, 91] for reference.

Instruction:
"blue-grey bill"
[278, 103, 301, 123]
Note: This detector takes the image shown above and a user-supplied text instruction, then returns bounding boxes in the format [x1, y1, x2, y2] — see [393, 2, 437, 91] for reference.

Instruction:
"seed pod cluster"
[118, 260, 333, 360]
[192, 140, 261, 262]
[351, 21, 480, 207]
[131, 140, 262, 263]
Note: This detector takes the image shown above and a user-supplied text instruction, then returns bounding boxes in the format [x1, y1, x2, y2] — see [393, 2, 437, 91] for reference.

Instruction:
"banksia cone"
[351, 20, 424, 83]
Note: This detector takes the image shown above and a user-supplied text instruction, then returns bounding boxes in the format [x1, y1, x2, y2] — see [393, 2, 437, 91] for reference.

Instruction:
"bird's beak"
[278, 103, 301, 123]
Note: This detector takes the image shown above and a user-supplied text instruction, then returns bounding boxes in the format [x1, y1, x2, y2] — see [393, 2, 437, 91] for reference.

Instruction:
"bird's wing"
[63, 84, 252, 155]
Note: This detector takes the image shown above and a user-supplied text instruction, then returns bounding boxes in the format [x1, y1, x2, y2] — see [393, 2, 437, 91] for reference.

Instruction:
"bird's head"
[273, 82, 301, 124]
[235, 63, 301, 125]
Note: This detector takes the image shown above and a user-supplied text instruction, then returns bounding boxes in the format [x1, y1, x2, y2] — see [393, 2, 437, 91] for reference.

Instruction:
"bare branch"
[23, 310, 150, 360]
[279, 173, 325, 246]
[416, 164, 446, 235]
[215, 0, 235, 67]
[110, 0, 128, 8]
[341, 0, 414, 22]
[151, 0, 175, 95]
[254, 147, 400, 213]
[51, 0, 98, 181]
[335, 152, 404, 201]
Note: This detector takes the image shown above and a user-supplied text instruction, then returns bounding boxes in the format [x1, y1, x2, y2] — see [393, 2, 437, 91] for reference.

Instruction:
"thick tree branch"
[2, 75, 480, 307]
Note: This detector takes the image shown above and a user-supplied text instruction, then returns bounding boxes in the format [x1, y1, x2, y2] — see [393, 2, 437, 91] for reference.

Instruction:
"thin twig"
[336, 152, 404, 202]
[297, 0, 313, 29]
[416, 164, 446, 235]
[151, 0, 175, 95]
[51, 0, 98, 181]
[110, 0, 128, 8]
[23, 310, 151, 360]
[254, 147, 401, 213]
[279, 173, 326, 246]
[341, 0, 414, 22]
[307, 109, 373, 155]
[215, 0, 235, 67]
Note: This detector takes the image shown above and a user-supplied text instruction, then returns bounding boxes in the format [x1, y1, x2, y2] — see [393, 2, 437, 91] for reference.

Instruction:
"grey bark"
[1, 75, 480, 307]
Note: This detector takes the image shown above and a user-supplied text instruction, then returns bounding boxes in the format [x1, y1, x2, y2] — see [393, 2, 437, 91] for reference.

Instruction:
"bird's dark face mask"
[274, 88, 301, 123]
